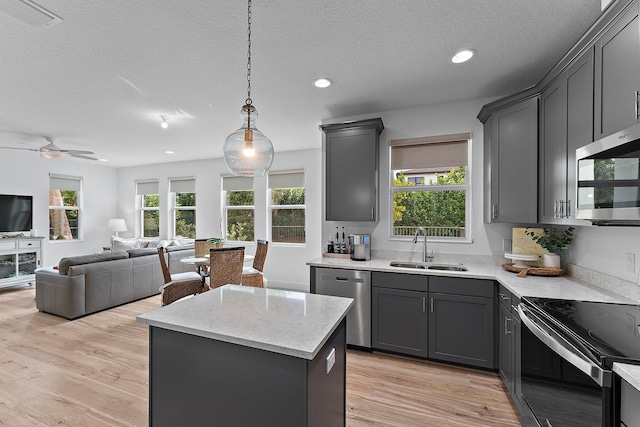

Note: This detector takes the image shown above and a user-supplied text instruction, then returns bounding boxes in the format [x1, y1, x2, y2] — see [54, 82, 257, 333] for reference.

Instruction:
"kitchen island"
[137, 284, 353, 427]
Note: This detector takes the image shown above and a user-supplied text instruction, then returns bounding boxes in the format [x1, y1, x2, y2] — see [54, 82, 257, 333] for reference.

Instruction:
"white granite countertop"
[137, 284, 353, 360]
[614, 363, 640, 391]
[307, 256, 634, 303]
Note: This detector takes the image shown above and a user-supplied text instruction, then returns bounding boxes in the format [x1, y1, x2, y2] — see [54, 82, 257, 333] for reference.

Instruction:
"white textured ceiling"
[0, 0, 603, 167]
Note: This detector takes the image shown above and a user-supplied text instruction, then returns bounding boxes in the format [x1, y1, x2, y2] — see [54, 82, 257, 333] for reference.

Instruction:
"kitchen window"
[49, 174, 82, 241]
[169, 177, 196, 239]
[222, 176, 254, 242]
[136, 180, 160, 238]
[390, 133, 471, 241]
[268, 170, 305, 244]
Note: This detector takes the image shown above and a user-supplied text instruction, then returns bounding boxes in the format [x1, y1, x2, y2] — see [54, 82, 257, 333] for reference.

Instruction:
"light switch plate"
[326, 347, 336, 374]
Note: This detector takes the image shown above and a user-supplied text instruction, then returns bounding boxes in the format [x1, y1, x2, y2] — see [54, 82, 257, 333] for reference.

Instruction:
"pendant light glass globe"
[223, 104, 273, 176]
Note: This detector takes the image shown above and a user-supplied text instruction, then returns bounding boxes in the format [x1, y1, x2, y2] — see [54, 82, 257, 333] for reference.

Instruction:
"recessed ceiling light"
[451, 49, 475, 64]
[313, 78, 332, 88]
[165, 150, 174, 154]
[98, 158, 108, 162]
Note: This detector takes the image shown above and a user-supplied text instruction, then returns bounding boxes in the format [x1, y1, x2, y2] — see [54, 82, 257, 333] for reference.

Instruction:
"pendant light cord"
[246, 0, 252, 106]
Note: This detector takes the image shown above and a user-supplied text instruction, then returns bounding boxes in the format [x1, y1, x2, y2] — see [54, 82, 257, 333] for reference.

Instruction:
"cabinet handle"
[505, 317, 512, 335]
[498, 293, 509, 301]
[430, 298, 434, 313]
[371, 206, 375, 220]
[492, 204, 497, 219]
[422, 297, 426, 312]
[636, 91, 640, 120]
[335, 277, 349, 281]
[553, 200, 558, 219]
[565, 200, 570, 218]
[561, 200, 566, 218]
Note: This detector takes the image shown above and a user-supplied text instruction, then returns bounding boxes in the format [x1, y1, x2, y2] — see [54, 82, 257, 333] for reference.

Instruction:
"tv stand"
[0, 237, 43, 288]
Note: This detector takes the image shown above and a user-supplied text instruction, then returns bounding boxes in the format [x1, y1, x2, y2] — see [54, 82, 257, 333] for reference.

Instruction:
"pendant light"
[223, 0, 274, 176]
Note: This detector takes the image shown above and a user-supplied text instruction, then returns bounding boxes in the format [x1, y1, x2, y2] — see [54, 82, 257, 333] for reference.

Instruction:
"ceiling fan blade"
[69, 153, 99, 161]
[60, 149, 95, 155]
[0, 146, 38, 152]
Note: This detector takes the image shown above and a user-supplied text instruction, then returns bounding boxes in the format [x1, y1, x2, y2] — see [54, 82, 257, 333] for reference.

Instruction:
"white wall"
[0, 150, 119, 267]
[116, 148, 322, 292]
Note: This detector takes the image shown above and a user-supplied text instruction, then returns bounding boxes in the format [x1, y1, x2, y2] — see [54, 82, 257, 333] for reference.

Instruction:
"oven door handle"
[517, 304, 611, 387]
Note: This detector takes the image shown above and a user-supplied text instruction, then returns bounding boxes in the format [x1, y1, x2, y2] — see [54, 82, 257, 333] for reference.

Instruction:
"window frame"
[388, 133, 472, 243]
[268, 170, 306, 246]
[48, 174, 83, 242]
[169, 177, 196, 239]
[136, 180, 160, 238]
[221, 176, 255, 243]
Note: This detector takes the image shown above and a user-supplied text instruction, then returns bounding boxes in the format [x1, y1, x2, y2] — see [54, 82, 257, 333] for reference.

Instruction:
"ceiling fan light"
[41, 151, 62, 159]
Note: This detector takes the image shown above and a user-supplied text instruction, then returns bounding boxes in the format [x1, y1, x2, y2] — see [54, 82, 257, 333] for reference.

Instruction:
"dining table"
[180, 253, 255, 284]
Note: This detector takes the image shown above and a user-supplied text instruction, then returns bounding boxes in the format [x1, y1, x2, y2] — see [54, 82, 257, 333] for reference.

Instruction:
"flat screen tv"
[0, 194, 33, 233]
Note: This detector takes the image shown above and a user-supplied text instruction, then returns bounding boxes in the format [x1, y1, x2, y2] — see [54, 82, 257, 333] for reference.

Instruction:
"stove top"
[522, 297, 640, 368]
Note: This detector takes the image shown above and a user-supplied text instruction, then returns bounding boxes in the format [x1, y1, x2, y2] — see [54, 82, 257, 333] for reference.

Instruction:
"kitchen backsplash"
[566, 264, 640, 303]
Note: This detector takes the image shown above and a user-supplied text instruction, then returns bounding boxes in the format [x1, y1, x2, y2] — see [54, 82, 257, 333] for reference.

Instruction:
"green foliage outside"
[393, 168, 466, 237]
[272, 188, 305, 243]
[227, 190, 254, 241]
[142, 194, 160, 237]
[175, 192, 196, 238]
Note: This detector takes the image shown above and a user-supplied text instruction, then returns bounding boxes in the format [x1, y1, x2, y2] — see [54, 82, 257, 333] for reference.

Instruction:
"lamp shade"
[107, 219, 128, 233]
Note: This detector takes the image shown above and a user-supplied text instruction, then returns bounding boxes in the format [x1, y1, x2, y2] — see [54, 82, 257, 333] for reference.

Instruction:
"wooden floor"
[0, 285, 520, 426]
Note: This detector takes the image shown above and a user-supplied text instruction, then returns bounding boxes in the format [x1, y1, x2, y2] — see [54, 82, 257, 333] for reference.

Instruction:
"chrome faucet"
[413, 226, 434, 262]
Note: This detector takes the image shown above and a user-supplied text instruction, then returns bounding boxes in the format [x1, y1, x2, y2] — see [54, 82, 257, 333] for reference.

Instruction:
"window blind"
[222, 176, 253, 191]
[49, 174, 81, 191]
[268, 171, 305, 189]
[136, 181, 159, 195]
[169, 178, 195, 193]
[390, 133, 470, 170]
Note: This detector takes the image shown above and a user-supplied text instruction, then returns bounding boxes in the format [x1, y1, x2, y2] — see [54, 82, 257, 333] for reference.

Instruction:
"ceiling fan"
[0, 137, 98, 160]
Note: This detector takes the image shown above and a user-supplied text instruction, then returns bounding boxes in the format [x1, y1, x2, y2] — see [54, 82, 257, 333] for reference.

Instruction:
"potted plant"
[525, 227, 574, 267]
[206, 237, 225, 248]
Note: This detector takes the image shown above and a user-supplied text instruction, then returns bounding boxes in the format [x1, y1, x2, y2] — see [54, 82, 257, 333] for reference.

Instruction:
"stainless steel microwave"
[576, 123, 640, 225]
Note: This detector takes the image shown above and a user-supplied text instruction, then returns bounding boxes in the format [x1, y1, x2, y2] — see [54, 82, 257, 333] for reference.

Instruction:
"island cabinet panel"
[372, 272, 428, 358]
[148, 320, 347, 427]
[428, 276, 495, 369]
[594, 0, 640, 140]
[484, 97, 538, 223]
[321, 118, 384, 222]
[620, 377, 640, 427]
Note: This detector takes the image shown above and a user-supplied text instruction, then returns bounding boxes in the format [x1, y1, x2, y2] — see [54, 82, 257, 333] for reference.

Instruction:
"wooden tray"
[323, 252, 350, 259]
[502, 263, 564, 277]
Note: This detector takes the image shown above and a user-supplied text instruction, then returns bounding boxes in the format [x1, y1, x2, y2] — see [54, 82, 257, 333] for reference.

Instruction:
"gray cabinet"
[484, 97, 538, 223]
[428, 276, 495, 369]
[594, 0, 640, 140]
[620, 377, 640, 427]
[539, 47, 594, 225]
[497, 284, 521, 409]
[372, 272, 428, 358]
[321, 118, 384, 222]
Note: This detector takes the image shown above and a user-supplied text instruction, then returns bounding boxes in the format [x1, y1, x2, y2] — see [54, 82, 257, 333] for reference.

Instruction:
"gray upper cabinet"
[539, 47, 594, 225]
[484, 97, 538, 223]
[321, 118, 384, 222]
[594, 1, 640, 140]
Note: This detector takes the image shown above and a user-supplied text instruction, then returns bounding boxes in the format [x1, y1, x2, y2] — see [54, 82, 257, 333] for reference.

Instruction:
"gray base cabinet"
[428, 277, 495, 369]
[372, 272, 428, 358]
[498, 284, 521, 409]
[321, 118, 384, 222]
[371, 272, 495, 370]
[620, 377, 640, 427]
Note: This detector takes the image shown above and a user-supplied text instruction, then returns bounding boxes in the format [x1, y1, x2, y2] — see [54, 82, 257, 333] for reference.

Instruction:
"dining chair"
[209, 246, 245, 289]
[158, 247, 206, 306]
[241, 240, 268, 288]
[195, 238, 223, 257]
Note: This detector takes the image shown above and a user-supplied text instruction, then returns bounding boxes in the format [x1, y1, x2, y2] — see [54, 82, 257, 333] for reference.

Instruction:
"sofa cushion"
[127, 248, 158, 258]
[166, 243, 195, 252]
[58, 252, 129, 275]
[111, 237, 141, 252]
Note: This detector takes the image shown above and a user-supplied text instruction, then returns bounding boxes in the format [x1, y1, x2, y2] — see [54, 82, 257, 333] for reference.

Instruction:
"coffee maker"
[348, 234, 371, 261]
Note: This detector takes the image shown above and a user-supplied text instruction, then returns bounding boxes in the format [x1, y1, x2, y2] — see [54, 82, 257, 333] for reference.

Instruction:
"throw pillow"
[112, 236, 140, 252]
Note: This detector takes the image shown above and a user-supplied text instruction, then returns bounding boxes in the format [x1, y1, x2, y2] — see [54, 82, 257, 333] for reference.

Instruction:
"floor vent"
[0, 0, 62, 27]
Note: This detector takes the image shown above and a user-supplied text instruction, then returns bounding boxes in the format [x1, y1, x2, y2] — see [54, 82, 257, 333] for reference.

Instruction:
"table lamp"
[107, 218, 127, 237]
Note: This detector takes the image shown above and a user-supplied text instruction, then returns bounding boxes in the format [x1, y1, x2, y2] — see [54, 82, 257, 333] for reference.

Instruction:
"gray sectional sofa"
[35, 244, 196, 319]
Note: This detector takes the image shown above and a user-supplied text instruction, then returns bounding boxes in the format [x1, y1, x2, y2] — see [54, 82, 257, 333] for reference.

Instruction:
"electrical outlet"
[503, 239, 512, 252]
[626, 253, 636, 273]
[627, 313, 637, 335]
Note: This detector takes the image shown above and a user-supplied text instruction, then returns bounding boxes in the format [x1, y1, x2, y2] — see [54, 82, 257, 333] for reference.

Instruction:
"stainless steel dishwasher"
[315, 267, 371, 349]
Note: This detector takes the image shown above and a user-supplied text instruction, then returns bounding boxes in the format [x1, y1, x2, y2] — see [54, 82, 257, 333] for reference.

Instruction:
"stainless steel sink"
[427, 264, 468, 272]
[389, 261, 426, 269]
[389, 261, 468, 272]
